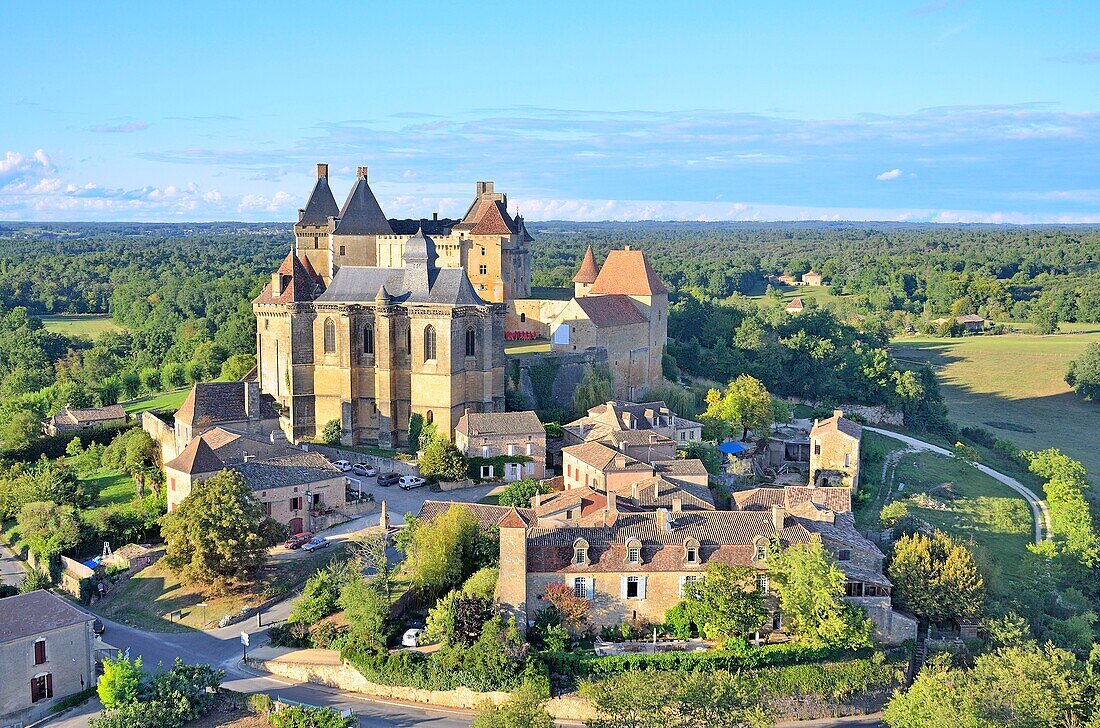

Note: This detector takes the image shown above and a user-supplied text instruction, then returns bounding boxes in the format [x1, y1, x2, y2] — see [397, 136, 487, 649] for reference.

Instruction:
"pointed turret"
[297, 163, 340, 225]
[333, 166, 394, 236]
[402, 227, 438, 295]
[573, 244, 600, 297]
[255, 251, 320, 304]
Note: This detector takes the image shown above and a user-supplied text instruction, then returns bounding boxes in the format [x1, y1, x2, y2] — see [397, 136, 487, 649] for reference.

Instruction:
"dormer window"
[573, 538, 589, 565]
[628, 547, 640, 563]
[754, 541, 768, 561]
[684, 538, 700, 564]
[837, 549, 851, 562]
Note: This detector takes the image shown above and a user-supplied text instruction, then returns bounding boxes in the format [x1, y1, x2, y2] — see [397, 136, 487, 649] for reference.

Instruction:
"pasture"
[40, 314, 121, 338]
[891, 332, 1100, 484]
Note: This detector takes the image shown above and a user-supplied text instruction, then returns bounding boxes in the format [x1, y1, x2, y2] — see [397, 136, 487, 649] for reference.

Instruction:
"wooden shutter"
[45, 673, 53, 699]
[679, 575, 687, 597]
[640, 577, 648, 599]
[31, 677, 39, 703]
[620, 576, 628, 600]
[34, 639, 46, 664]
[586, 577, 595, 601]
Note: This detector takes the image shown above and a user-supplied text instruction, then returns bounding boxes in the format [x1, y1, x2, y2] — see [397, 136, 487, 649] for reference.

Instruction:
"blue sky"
[1, 1, 1098, 223]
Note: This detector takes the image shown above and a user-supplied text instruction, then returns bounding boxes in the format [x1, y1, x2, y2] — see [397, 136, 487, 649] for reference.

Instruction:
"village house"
[932, 314, 988, 332]
[801, 271, 824, 286]
[785, 297, 804, 314]
[0, 590, 97, 727]
[563, 400, 703, 448]
[454, 410, 546, 481]
[809, 410, 862, 489]
[43, 404, 126, 436]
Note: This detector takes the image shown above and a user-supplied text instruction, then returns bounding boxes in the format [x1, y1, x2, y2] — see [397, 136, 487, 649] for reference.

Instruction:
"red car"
[283, 532, 313, 549]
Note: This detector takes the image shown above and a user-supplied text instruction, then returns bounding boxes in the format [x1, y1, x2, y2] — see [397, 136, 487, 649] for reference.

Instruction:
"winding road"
[866, 427, 1052, 545]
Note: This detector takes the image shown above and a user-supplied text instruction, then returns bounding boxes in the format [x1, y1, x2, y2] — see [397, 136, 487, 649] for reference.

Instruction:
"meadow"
[40, 313, 121, 338]
[891, 332, 1100, 484]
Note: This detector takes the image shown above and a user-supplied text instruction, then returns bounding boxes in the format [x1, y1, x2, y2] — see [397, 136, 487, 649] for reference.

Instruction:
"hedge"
[540, 641, 876, 677]
[342, 646, 548, 695]
[2, 422, 135, 463]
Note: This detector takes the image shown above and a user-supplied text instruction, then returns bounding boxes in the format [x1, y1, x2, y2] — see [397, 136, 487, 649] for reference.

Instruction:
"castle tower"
[573, 244, 600, 297]
[295, 164, 340, 284]
[495, 507, 530, 634]
[454, 181, 530, 303]
[331, 166, 393, 270]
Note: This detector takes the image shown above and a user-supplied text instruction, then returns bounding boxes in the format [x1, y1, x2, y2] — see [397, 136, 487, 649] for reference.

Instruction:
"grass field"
[856, 434, 1039, 600]
[87, 470, 137, 507]
[892, 332, 1100, 485]
[40, 314, 121, 338]
[122, 388, 190, 415]
[744, 283, 851, 308]
[504, 339, 551, 355]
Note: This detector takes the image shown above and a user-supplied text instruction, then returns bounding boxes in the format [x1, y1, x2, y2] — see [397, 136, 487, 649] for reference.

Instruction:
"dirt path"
[866, 427, 1052, 545]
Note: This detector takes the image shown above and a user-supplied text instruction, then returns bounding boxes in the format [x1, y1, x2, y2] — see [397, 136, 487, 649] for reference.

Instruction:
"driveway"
[866, 426, 1052, 544]
[341, 473, 501, 527]
[0, 540, 24, 588]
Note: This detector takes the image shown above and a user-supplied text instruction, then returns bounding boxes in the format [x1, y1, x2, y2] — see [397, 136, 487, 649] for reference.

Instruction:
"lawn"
[89, 544, 348, 632]
[86, 470, 137, 507]
[856, 439, 1039, 600]
[891, 332, 1100, 488]
[40, 314, 121, 338]
[122, 388, 190, 415]
[744, 283, 851, 308]
[504, 339, 551, 355]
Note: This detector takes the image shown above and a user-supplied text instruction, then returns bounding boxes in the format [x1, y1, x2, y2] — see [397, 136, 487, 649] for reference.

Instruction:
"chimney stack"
[657, 507, 671, 532]
[316, 163, 329, 179]
[271, 272, 284, 296]
[433, 212, 439, 221]
[533, 492, 542, 508]
[607, 491, 617, 515]
[245, 380, 261, 421]
[672, 496, 682, 513]
[357, 166, 368, 180]
[771, 504, 785, 531]
[833, 409, 844, 419]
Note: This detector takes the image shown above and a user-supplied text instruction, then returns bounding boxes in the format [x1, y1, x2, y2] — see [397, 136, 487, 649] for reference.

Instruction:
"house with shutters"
[0, 590, 96, 726]
[454, 410, 546, 480]
[563, 400, 703, 448]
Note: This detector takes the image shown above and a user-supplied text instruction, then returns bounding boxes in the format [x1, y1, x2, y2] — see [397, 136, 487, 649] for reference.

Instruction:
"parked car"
[401, 628, 423, 647]
[399, 475, 427, 490]
[302, 536, 330, 552]
[92, 618, 105, 636]
[352, 463, 378, 477]
[283, 532, 314, 549]
[331, 459, 352, 472]
[377, 472, 400, 487]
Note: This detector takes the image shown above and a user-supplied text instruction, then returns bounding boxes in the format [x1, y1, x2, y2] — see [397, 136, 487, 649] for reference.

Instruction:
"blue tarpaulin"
[717, 441, 749, 455]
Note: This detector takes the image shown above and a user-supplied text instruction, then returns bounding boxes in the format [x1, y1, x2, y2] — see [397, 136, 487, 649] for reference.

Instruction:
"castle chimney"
[271, 272, 284, 296]
[771, 505, 785, 531]
[357, 166, 368, 180]
[657, 507, 671, 532]
[245, 380, 261, 420]
[833, 409, 844, 419]
[672, 496, 682, 513]
[433, 212, 439, 221]
[631, 482, 639, 498]
[316, 163, 329, 179]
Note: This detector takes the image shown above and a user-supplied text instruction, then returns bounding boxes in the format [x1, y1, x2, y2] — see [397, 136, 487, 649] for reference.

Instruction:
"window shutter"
[34, 639, 46, 664]
[586, 577, 594, 601]
[679, 575, 687, 597]
[640, 577, 648, 599]
[620, 576, 628, 600]
[31, 677, 39, 703]
[45, 673, 53, 699]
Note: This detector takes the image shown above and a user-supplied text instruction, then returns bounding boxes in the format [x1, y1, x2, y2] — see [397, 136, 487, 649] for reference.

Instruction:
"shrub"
[270, 705, 354, 728]
[268, 621, 311, 648]
[496, 478, 551, 507]
[321, 419, 342, 445]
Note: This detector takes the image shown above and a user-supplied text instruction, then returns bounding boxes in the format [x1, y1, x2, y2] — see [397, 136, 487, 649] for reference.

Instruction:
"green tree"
[407, 412, 424, 456]
[673, 671, 771, 728]
[406, 504, 486, 598]
[887, 530, 985, 625]
[879, 500, 910, 528]
[1026, 448, 1100, 566]
[19, 569, 53, 592]
[769, 540, 873, 647]
[98, 653, 143, 709]
[1031, 307, 1060, 335]
[701, 375, 775, 441]
[289, 566, 344, 624]
[218, 354, 255, 381]
[1, 408, 41, 451]
[339, 572, 391, 652]
[472, 683, 553, 728]
[572, 365, 615, 417]
[1065, 342, 1100, 400]
[17, 501, 83, 561]
[160, 362, 187, 389]
[418, 434, 468, 482]
[681, 563, 768, 644]
[160, 469, 278, 586]
[321, 419, 342, 445]
[497, 478, 551, 508]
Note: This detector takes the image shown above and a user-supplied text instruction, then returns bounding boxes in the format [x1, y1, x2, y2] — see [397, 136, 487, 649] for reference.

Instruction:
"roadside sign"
[240, 631, 249, 646]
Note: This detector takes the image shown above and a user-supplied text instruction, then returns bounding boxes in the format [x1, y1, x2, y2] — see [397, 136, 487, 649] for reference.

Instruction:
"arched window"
[404, 324, 411, 353]
[519, 312, 526, 323]
[362, 324, 374, 355]
[423, 325, 436, 361]
[323, 318, 336, 354]
[465, 327, 476, 357]
[426, 410, 434, 424]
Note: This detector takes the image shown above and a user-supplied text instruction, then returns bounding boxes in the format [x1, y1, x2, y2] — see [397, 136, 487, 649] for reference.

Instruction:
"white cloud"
[203, 190, 222, 203]
[876, 168, 903, 181]
[237, 191, 293, 213]
[0, 149, 55, 188]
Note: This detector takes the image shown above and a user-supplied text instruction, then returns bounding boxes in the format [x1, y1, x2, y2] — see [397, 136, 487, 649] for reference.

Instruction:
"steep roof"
[334, 176, 393, 235]
[174, 381, 279, 428]
[469, 200, 519, 236]
[0, 590, 94, 643]
[253, 251, 321, 304]
[298, 174, 340, 226]
[574, 294, 648, 328]
[516, 215, 535, 243]
[572, 245, 600, 284]
[587, 249, 668, 296]
[416, 500, 534, 530]
[786, 297, 804, 311]
[315, 264, 486, 306]
[164, 437, 225, 475]
[457, 410, 543, 438]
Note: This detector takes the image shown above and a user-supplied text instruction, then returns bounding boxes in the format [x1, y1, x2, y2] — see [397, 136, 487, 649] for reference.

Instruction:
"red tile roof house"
[0, 590, 97, 726]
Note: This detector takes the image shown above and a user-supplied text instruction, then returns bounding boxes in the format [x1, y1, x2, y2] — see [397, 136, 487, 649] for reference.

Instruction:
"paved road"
[866, 426, 1052, 544]
[0, 539, 25, 588]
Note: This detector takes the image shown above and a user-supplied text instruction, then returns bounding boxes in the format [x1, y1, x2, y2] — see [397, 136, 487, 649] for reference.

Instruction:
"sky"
[1, 1, 1098, 224]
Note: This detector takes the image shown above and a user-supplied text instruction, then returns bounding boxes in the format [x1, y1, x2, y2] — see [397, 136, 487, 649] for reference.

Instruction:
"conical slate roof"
[333, 175, 393, 236]
[573, 244, 600, 284]
[298, 174, 339, 225]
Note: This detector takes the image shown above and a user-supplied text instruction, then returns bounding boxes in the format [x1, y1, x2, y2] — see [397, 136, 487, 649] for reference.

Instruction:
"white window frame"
[480, 464, 495, 479]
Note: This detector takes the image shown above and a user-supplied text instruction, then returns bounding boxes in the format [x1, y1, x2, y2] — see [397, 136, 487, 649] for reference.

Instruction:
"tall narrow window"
[519, 313, 526, 323]
[323, 318, 336, 354]
[362, 324, 374, 355]
[33, 639, 46, 665]
[423, 325, 437, 361]
[405, 324, 411, 353]
[465, 327, 476, 357]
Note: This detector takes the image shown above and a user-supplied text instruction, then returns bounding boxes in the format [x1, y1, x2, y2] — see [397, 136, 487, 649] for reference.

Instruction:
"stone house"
[0, 590, 96, 727]
[562, 441, 655, 492]
[785, 297, 804, 314]
[563, 400, 703, 448]
[43, 404, 126, 436]
[454, 410, 546, 481]
[809, 410, 862, 489]
[801, 271, 824, 286]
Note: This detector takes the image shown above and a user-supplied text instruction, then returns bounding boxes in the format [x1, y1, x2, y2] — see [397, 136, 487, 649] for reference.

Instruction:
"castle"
[254, 164, 668, 446]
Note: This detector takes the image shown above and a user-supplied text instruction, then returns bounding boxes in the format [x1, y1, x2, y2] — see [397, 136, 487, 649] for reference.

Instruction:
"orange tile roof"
[572, 245, 600, 283]
[587, 249, 668, 296]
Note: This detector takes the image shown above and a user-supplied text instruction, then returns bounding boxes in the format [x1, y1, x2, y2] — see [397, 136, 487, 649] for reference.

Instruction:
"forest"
[1, 220, 1098, 450]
